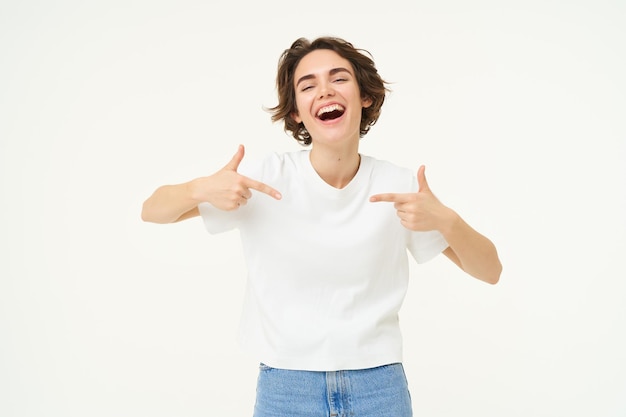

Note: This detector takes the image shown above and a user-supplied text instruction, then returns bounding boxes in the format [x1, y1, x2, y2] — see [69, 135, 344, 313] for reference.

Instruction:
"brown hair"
[268, 36, 389, 145]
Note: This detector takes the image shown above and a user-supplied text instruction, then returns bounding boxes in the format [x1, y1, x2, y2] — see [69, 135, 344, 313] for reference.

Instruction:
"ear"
[361, 96, 373, 108]
[291, 111, 301, 123]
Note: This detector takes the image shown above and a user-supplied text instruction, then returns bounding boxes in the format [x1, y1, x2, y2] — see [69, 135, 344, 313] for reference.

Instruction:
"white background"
[1, 1, 625, 416]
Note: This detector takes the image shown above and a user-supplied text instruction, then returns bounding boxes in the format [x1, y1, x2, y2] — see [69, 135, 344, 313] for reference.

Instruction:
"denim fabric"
[253, 363, 412, 417]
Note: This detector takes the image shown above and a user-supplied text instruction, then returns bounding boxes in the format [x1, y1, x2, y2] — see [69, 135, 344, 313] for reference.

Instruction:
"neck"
[309, 144, 361, 189]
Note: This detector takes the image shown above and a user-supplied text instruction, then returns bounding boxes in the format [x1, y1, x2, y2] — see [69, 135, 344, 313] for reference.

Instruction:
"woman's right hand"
[141, 145, 281, 223]
[192, 145, 282, 211]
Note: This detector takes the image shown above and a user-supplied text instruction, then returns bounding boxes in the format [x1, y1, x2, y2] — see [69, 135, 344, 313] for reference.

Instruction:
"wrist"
[439, 207, 461, 239]
[187, 178, 204, 203]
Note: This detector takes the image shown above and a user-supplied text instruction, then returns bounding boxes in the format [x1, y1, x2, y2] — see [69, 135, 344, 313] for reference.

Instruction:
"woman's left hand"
[369, 165, 454, 232]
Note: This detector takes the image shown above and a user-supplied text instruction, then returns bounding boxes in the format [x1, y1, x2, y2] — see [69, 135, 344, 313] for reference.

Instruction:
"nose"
[318, 82, 334, 99]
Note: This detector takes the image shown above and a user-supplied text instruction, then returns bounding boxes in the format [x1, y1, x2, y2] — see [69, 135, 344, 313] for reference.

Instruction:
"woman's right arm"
[141, 179, 204, 224]
[141, 145, 281, 224]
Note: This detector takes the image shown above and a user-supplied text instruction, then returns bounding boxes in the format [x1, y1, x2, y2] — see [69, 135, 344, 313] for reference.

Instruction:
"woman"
[142, 36, 502, 417]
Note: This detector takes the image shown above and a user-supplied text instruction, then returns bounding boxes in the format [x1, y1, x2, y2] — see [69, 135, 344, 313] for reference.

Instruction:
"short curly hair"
[268, 36, 389, 146]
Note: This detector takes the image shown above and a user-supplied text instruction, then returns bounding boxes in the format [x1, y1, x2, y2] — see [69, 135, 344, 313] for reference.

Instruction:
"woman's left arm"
[439, 212, 502, 284]
[370, 165, 502, 284]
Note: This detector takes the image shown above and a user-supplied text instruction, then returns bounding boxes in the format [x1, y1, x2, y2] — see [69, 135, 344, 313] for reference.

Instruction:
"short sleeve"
[407, 230, 449, 263]
[404, 171, 449, 263]
[198, 202, 241, 234]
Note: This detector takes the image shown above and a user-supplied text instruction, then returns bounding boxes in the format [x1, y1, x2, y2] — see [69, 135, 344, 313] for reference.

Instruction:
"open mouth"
[317, 104, 345, 121]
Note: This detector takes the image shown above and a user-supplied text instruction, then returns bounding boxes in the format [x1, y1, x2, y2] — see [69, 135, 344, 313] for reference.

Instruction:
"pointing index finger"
[369, 193, 412, 203]
[243, 176, 282, 200]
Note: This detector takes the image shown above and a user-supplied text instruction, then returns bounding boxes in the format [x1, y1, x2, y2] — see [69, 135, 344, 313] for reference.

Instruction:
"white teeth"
[317, 104, 344, 117]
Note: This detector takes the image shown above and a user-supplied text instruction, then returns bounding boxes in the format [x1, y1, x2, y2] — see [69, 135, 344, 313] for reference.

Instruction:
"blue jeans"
[253, 363, 413, 417]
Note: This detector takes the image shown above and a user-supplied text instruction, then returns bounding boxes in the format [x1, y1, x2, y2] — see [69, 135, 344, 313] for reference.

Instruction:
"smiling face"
[292, 49, 372, 148]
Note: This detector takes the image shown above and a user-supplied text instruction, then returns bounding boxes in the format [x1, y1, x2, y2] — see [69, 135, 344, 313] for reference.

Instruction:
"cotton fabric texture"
[198, 150, 448, 371]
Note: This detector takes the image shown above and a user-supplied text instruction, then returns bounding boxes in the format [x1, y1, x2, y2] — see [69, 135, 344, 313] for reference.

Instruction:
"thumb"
[224, 144, 245, 171]
[417, 165, 430, 193]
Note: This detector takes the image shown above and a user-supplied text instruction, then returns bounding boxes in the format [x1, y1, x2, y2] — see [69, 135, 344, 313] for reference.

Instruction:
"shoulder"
[239, 149, 307, 181]
[362, 154, 417, 193]
[249, 150, 306, 166]
[364, 154, 414, 179]
[259, 149, 306, 171]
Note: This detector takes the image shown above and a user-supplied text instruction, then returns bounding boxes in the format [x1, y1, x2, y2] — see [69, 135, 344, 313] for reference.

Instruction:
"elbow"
[480, 248, 503, 285]
[140, 203, 178, 224]
[140, 201, 152, 223]
[484, 262, 502, 285]
[461, 258, 502, 285]
[140, 201, 161, 224]
[469, 259, 502, 285]
[487, 275, 500, 285]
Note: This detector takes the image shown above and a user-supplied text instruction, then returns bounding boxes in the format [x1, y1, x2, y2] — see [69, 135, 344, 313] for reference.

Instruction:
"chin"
[310, 127, 360, 146]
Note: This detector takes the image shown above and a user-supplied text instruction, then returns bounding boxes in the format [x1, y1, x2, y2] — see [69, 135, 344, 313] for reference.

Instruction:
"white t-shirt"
[199, 149, 448, 371]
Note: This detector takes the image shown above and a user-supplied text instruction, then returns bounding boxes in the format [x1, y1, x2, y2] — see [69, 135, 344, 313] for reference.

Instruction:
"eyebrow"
[295, 67, 353, 87]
